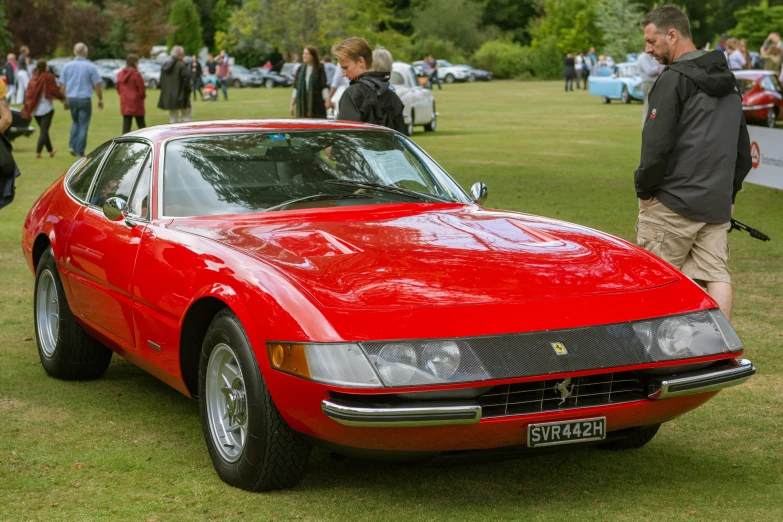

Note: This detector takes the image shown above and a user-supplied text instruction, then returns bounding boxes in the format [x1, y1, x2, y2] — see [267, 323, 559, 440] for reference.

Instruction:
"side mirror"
[103, 196, 129, 222]
[470, 182, 488, 205]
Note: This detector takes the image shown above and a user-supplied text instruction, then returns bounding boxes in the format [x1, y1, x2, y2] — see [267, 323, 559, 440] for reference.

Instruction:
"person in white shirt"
[637, 51, 662, 125]
[575, 52, 585, 89]
[325, 56, 349, 115]
[725, 38, 746, 70]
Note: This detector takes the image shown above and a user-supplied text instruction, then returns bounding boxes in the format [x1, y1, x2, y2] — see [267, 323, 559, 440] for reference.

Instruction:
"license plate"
[527, 417, 606, 448]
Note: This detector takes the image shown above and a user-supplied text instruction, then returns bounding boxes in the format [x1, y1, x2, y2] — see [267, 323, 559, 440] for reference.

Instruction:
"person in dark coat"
[331, 37, 407, 134]
[289, 46, 327, 119]
[157, 46, 192, 123]
[563, 52, 576, 92]
[190, 55, 203, 101]
[21, 60, 66, 158]
[117, 54, 147, 134]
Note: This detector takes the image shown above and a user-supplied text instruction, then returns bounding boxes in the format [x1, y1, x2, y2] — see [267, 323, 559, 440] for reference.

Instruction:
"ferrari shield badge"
[551, 342, 568, 355]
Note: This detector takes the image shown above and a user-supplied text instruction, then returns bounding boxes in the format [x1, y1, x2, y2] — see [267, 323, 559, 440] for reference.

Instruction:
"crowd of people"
[714, 32, 782, 77]
[562, 48, 600, 91]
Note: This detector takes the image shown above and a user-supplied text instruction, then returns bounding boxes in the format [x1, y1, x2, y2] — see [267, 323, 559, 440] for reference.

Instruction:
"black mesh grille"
[478, 371, 645, 418]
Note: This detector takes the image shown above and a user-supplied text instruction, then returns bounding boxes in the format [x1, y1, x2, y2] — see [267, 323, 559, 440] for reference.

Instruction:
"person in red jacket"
[21, 60, 66, 158]
[116, 54, 147, 134]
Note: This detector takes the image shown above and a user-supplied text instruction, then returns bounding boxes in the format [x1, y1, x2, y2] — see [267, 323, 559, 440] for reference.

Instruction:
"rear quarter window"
[66, 142, 112, 203]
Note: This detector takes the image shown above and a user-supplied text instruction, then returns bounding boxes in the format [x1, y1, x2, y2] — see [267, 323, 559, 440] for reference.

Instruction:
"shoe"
[36, 154, 42, 159]
[69, 148, 76, 156]
[50, 149, 57, 158]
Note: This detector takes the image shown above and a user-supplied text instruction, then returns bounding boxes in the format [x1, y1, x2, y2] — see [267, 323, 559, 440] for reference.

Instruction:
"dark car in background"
[455, 64, 492, 82]
[279, 63, 298, 83]
[5, 108, 36, 142]
[227, 65, 264, 88]
[250, 67, 293, 88]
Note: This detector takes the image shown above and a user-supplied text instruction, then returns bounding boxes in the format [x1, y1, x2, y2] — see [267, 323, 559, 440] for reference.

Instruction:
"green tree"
[107, 0, 173, 57]
[167, 0, 205, 55]
[595, 0, 645, 60]
[482, 0, 537, 45]
[731, 4, 783, 49]
[411, 0, 489, 53]
[0, 3, 12, 54]
[472, 38, 532, 79]
[530, 0, 603, 56]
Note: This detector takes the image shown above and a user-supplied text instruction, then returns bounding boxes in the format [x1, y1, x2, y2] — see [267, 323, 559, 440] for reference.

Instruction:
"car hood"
[170, 205, 680, 310]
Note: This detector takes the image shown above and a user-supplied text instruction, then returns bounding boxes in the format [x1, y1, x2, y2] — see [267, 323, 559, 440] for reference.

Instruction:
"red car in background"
[22, 120, 755, 491]
[733, 70, 783, 128]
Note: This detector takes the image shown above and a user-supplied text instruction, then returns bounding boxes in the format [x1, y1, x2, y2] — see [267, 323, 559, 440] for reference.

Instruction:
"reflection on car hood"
[170, 205, 680, 309]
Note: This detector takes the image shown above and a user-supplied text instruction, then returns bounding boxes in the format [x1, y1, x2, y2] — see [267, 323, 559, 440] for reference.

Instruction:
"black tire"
[600, 424, 661, 450]
[767, 109, 777, 128]
[232, 79, 242, 88]
[445, 74, 455, 84]
[621, 86, 630, 104]
[468, 73, 476, 83]
[602, 96, 611, 104]
[265, 79, 275, 89]
[148, 79, 158, 90]
[424, 104, 436, 132]
[198, 309, 311, 491]
[407, 110, 415, 136]
[34, 247, 112, 380]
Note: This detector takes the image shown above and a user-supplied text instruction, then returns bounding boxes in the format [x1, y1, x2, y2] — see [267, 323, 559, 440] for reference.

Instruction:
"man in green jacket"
[158, 46, 192, 123]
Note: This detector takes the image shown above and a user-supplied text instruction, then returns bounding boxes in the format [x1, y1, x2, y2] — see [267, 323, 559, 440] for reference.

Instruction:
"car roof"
[123, 119, 391, 142]
[732, 70, 774, 80]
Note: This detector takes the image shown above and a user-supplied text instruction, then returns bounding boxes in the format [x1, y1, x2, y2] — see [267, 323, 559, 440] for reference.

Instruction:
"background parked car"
[413, 60, 471, 84]
[250, 67, 293, 88]
[135, 60, 162, 89]
[278, 63, 297, 83]
[228, 65, 264, 88]
[733, 69, 782, 128]
[4, 107, 35, 142]
[97, 65, 118, 88]
[588, 62, 644, 104]
[455, 64, 492, 82]
[95, 59, 125, 71]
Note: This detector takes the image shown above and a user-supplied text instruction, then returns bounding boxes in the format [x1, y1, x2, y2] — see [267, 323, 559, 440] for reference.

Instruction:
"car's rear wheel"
[621, 86, 630, 104]
[599, 424, 661, 450]
[265, 79, 275, 89]
[232, 79, 242, 88]
[767, 108, 777, 128]
[199, 309, 311, 491]
[407, 110, 415, 136]
[148, 79, 158, 89]
[34, 247, 112, 380]
[602, 96, 611, 104]
[424, 104, 436, 132]
[445, 74, 455, 84]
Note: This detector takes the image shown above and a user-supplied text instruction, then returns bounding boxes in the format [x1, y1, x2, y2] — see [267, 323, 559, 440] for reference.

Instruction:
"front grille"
[479, 371, 646, 418]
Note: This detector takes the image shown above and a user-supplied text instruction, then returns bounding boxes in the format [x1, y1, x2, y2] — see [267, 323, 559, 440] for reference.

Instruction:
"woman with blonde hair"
[726, 38, 746, 71]
[738, 40, 752, 70]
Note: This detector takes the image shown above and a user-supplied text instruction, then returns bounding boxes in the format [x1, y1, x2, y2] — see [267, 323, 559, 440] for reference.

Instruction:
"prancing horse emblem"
[554, 378, 573, 405]
[551, 342, 568, 355]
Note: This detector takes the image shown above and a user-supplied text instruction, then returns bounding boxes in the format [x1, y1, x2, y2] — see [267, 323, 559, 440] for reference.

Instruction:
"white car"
[330, 62, 437, 136]
[413, 59, 471, 84]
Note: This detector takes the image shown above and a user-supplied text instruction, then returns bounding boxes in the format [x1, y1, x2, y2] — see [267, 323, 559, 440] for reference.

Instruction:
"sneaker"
[69, 148, 76, 156]
[50, 148, 57, 158]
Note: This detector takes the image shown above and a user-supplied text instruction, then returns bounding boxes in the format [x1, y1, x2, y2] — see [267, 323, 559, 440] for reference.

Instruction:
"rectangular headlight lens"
[267, 342, 382, 388]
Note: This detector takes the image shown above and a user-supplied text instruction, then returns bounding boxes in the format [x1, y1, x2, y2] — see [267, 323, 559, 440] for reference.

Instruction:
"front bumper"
[321, 359, 754, 428]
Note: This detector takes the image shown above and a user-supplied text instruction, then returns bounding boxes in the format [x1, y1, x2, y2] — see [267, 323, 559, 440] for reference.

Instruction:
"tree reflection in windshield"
[162, 131, 465, 217]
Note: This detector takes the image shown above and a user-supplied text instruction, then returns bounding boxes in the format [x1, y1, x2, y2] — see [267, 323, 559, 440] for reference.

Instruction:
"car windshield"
[281, 63, 295, 75]
[233, 65, 249, 74]
[737, 79, 756, 95]
[162, 131, 468, 217]
[617, 65, 638, 77]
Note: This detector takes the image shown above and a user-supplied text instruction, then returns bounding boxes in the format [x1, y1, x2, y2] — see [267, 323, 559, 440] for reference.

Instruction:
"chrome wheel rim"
[768, 111, 776, 128]
[206, 343, 248, 463]
[430, 112, 436, 130]
[36, 269, 59, 358]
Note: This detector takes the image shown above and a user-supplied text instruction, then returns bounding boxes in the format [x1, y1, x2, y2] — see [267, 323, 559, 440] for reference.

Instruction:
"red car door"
[64, 140, 152, 349]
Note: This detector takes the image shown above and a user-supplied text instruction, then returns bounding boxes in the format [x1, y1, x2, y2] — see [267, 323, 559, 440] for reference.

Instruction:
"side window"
[760, 76, 776, 93]
[409, 68, 418, 88]
[128, 154, 152, 219]
[390, 71, 406, 87]
[89, 142, 151, 208]
[66, 142, 112, 202]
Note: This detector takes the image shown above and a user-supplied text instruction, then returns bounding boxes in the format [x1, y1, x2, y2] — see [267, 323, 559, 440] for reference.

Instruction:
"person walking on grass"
[158, 46, 192, 123]
[216, 56, 230, 101]
[21, 60, 66, 158]
[190, 55, 203, 101]
[117, 54, 146, 134]
[563, 52, 576, 92]
[13, 46, 31, 106]
[59, 42, 104, 157]
[4, 54, 16, 103]
[635, 5, 752, 321]
[289, 46, 328, 119]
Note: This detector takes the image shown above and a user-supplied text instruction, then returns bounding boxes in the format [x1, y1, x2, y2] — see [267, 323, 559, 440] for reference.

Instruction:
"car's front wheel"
[602, 96, 611, 104]
[445, 74, 455, 84]
[407, 110, 415, 136]
[199, 309, 311, 491]
[621, 86, 630, 104]
[232, 79, 242, 88]
[265, 79, 275, 89]
[424, 104, 436, 132]
[34, 247, 112, 380]
[148, 79, 158, 89]
[599, 423, 660, 450]
[767, 108, 777, 128]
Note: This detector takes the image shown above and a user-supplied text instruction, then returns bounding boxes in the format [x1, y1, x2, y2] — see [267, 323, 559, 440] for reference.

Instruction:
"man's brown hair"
[331, 37, 373, 69]
[640, 5, 691, 40]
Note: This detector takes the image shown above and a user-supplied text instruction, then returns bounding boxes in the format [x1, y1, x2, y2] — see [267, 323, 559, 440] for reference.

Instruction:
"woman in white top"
[289, 46, 329, 119]
[21, 60, 66, 158]
[726, 38, 746, 71]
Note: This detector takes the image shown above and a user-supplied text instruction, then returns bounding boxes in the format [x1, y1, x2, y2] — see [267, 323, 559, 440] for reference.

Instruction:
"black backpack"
[357, 78, 405, 133]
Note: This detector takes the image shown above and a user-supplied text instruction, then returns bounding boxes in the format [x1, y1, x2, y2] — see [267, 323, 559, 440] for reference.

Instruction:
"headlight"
[631, 310, 743, 361]
[421, 341, 461, 379]
[266, 343, 382, 388]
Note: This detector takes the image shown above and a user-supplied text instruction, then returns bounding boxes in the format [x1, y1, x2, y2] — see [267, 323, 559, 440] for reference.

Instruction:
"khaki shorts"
[636, 198, 731, 284]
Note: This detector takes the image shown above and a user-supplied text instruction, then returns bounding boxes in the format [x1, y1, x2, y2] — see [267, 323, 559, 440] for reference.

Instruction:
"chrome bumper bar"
[649, 358, 755, 400]
[321, 399, 481, 427]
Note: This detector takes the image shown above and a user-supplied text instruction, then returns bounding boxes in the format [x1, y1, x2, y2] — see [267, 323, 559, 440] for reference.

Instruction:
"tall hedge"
[167, 0, 204, 56]
[472, 39, 531, 79]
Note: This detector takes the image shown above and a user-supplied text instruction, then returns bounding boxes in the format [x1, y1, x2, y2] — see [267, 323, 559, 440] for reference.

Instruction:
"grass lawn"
[1, 81, 781, 521]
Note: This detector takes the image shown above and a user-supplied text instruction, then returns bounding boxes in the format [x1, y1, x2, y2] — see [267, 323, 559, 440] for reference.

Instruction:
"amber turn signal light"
[266, 343, 311, 379]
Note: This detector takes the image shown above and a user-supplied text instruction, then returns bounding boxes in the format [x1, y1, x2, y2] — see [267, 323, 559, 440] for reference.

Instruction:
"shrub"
[529, 36, 563, 80]
[472, 39, 531, 79]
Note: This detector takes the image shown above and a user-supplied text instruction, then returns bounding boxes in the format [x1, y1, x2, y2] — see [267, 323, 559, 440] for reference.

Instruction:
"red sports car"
[22, 120, 755, 491]
[734, 70, 783, 128]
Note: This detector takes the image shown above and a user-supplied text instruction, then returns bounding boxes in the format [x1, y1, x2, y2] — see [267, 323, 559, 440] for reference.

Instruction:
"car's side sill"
[321, 399, 481, 427]
[648, 358, 755, 400]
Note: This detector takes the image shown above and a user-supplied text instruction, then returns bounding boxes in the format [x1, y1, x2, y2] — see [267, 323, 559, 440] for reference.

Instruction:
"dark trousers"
[192, 77, 202, 100]
[68, 97, 92, 157]
[34, 110, 54, 154]
[218, 78, 228, 100]
[565, 76, 575, 91]
[122, 115, 146, 135]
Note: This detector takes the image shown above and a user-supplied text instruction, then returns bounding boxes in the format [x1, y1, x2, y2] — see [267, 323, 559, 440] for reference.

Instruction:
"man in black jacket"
[635, 6, 752, 320]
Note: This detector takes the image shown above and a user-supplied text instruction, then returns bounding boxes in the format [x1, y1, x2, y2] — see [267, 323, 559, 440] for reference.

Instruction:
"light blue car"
[588, 62, 644, 104]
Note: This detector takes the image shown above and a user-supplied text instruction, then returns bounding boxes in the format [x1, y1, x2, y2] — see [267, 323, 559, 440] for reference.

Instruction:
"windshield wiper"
[324, 180, 452, 203]
[264, 193, 372, 212]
